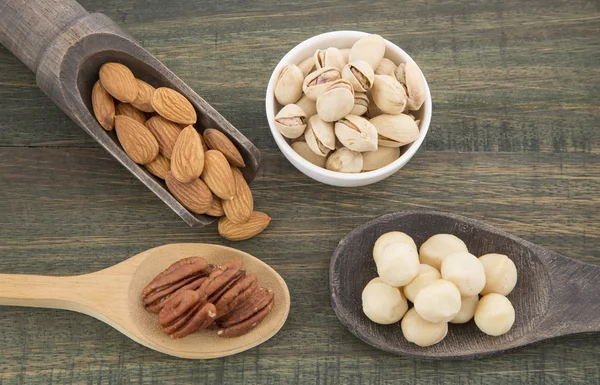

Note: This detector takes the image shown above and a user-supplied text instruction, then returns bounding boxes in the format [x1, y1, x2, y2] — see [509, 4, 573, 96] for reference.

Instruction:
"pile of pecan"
[141, 257, 274, 338]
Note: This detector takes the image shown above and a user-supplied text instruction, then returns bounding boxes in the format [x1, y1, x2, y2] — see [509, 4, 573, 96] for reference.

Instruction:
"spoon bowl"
[330, 210, 600, 359]
[0, 244, 290, 359]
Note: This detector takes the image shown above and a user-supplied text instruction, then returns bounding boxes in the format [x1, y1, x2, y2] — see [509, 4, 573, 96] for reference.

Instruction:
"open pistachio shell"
[305, 115, 336, 157]
[326, 147, 363, 173]
[342, 60, 375, 93]
[362, 146, 400, 171]
[350, 92, 369, 116]
[334, 115, 378, 152]
[371, 75, 407, 115]
[365, 92, 384, 118]
[292, 141, 327, 168]
[303, 67, 341, 101]
[375, 58, 397, 76]
[274, 104, 307, 139]
[296, 94, 317, 118]
[314, 47, 346, 71]
[395, 61, 426, 111]
[370, 113, 419, 147]
[340, 48, 351, 65]
[274, 64, 304, 105]
[316, 79, 355, 122]
[298, 56, 316, 77]
[349, 34, 386, 70]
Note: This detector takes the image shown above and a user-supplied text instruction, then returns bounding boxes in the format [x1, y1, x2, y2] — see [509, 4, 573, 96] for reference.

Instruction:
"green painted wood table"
[0, 0, 598, 383]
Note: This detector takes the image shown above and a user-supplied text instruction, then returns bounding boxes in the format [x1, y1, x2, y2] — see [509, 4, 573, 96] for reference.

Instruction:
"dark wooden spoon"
[330, 210, 600, 359]
[0, 0, 260, 227]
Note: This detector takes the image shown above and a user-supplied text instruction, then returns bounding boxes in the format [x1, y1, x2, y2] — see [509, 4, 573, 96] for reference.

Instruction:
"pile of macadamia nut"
[362, 232, 518, 347]
[273, 34, 425, 173]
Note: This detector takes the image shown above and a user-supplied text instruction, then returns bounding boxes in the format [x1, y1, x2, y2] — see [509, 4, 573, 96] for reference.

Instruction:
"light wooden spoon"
[0, 243, 290, 359]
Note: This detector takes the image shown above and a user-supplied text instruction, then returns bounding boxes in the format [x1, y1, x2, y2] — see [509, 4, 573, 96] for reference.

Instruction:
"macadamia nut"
[403, 264, 441, 302]
[376, 242, 420, 287]
[479, 253, 518, 296]
[401, 308, 448, 347]
[362, 278, 408, 324]
[441, 251, 486, 297]
[414, 279, 462, 323]
[474, 293, 515, 336]
[419, 234, 468, 270]
[450, 295, 479, 324]
[373, 231, 417, 263]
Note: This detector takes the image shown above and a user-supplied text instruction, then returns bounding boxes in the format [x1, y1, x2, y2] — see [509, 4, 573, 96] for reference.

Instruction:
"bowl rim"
[265, 30, 432, 182]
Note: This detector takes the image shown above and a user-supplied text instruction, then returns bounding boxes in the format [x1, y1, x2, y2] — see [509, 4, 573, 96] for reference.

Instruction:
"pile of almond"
[92, 62, 269, 241]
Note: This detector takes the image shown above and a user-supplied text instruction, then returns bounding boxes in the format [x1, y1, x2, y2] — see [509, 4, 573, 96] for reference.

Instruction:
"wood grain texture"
[0, 0, 599, 383]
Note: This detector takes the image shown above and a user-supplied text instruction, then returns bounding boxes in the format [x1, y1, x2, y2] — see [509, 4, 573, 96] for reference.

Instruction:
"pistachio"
[298, 56, 316, 77]
[296, 94, 317, 118]
[350, 92, 369, 116]
[365, 92, 384, 118]
[275, 64, 304, 105]
[274, 104, 307, 139]
[342, 60, 375, 92]
[370, 114, 419, 147]
[371, 75, 407, 115]
[291, 141, 327, 168]
[349, 34, 386, 70]
[304, 115, 336, 157]
[362, 146, 400, 171]
[340, 48, 351, 65]
[395, 61, 426, 111]
[316, 79, 355, 122]
[326, 147, 363, 173]
[303, 67, 341, 101]
[334, 115, 378, 152]
[375, 58, 397, 76]
[314, 47, 345, 71]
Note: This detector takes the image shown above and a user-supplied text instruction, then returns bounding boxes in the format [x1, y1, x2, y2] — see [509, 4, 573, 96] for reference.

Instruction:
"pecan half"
[217, 298, 274, 338]
[217, 288, 274, 328]
[214, 274, 258, 314]
[196, 260, 243, 301]
[171, 302, 217, 339]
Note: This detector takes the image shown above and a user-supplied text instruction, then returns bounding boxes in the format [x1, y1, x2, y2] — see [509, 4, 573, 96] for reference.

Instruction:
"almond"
[203, 129, 246, 168]
[116, 102, 147, 125]
[99, 62, 138, 103]
[171, 126, 205, 183]
[222, 167, 253, 224]
[146, 116, 182, 158]
[145, 153, 170, 179]
[218, 211, 271, 241]
[199, 134, 209, 153]
[92, 81, 115, 131]
[114, 115, 159, 164]
[201, 150, 236, 200]
[131, 79, 156, 112]
[165, 172, 212, 214]
[151, 87, 197, 125]
[206, 194, 225, 217]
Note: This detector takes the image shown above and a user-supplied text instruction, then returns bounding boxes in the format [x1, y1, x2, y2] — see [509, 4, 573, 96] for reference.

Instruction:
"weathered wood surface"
[0, 0, 598, 383]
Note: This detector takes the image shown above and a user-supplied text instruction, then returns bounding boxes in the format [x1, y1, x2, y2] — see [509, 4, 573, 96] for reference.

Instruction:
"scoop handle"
[0, 0, 89, 72]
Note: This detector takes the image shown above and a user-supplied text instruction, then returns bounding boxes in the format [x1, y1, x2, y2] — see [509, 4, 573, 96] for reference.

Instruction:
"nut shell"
[349, 34, 386, 70]
[274, 104, 307, 139]
[350, 92, 369, 116]
[326, 147, 363, 173]
[274, 64, 304, 105]
[314, 47, 345, 71]
[342, 60, 375, 92]
[375, 58, 397, 76]
[302, 67, 341, 101]
[291, 141, 327, 168]
[362, 146, 400, 171]
[371, 75, 407, 115]
[370, 114, 419, 147]
[304, 115, 335, 157]
[395, 61, 426, 111]
[316, 79, 355, 122]
[334, 115, 378, 152]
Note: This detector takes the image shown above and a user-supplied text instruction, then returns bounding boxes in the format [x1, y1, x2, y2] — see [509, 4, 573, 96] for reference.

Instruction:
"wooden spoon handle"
[0, 273, 89, 310]
[0, 0, 89, 72]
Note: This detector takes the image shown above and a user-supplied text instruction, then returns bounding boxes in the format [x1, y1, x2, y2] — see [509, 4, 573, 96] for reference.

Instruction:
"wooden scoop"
[0, 0, 260, 227]
[0, 244, 290, 359]
[330, 210, 600, 359]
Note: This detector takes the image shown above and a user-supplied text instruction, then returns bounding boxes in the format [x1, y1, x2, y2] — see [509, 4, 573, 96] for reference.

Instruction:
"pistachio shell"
[340, 48, 351, 65]
[350, 92, 369, 116]
[296, 94, 317, 118]
[371, 75, 407, 114]
[298, 56, 316, 77]
[304, 115, 335, 157]
[370, 114, 419, 147]
[342, 60, 375, 92]
[274, 104, 307, 139]
[334, 115, 378, 152]
[302, 67, 341, 101]
[375, 58, 397, 76]
[275, 64, 304, 105]
[349, 34, 386, 70]
[362, 146, 400, 171]
[314, 47, 345, 71]
[326, 148, 363, 173]
[365, 92, 384, 118]
[316, 79, 355, 122]
[395, 61, 426, 111]
[292, 141, 327, 168]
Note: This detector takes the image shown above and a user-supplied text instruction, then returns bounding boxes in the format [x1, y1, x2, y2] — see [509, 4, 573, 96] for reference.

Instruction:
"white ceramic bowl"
[265, 31, 432, 187]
